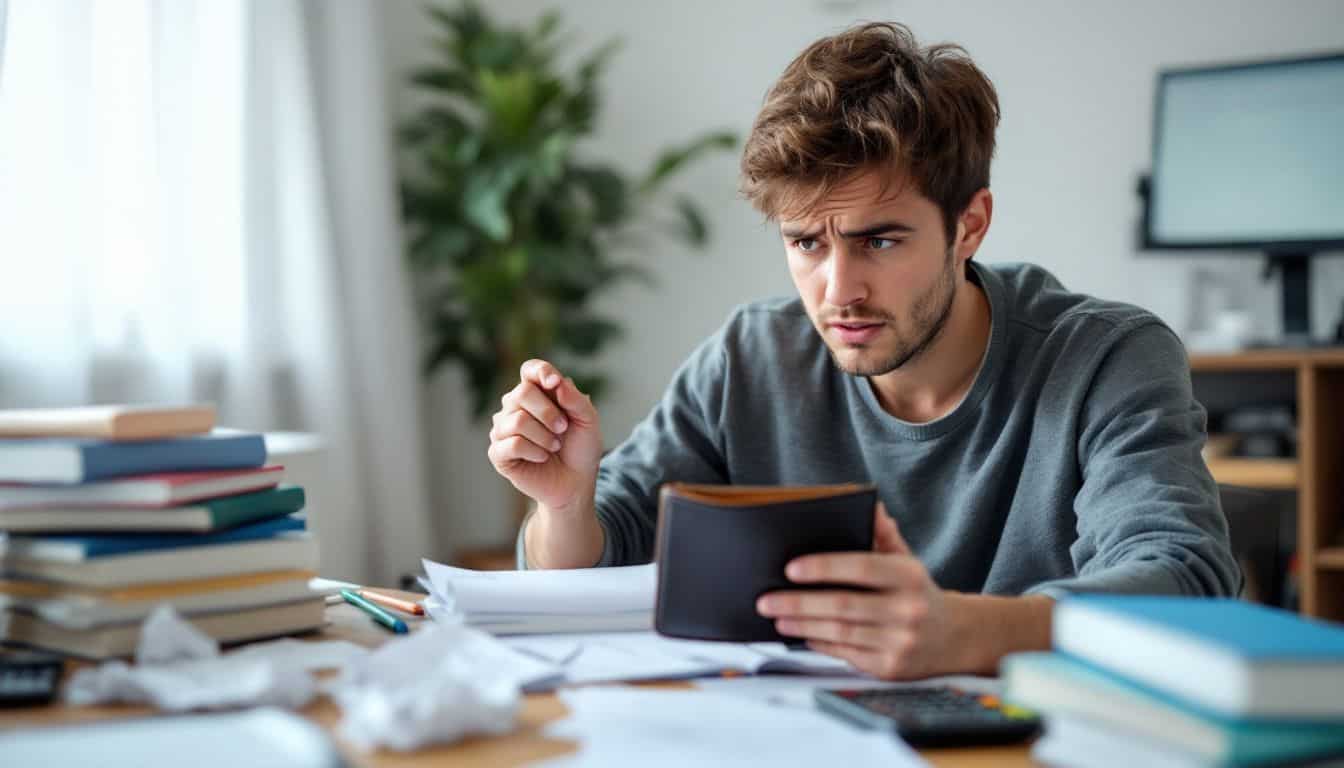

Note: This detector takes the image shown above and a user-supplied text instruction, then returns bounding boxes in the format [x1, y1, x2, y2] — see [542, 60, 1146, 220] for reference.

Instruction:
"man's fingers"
[874, 502, 911, 556]
[501, 381, 569, 434]
[756, 590, 900, 622]
[490, 410, 561, 452]
[776, 618, 885, 650]
[488, 435, 552, 465]
[785, 552, 920, 588]
[554, 376, 598, 422]
[804, 639, 893, 678]
[520, 359, 564, 390]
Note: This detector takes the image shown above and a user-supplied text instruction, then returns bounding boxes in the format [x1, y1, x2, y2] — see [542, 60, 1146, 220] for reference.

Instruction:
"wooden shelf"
[1317, 549, 1344, 570]
[1190, 348, 1344, 371]
[1206, 457, 1299, 490]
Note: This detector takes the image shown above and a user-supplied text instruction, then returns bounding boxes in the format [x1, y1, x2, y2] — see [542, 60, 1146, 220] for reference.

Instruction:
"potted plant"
[399, 2, 735, 419]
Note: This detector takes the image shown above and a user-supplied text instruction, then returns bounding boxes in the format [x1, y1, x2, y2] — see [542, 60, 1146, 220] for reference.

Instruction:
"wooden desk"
[1, 601, 1036, 767]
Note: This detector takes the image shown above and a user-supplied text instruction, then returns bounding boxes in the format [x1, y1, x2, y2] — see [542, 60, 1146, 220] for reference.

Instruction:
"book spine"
[205, 486, 306, 529]
[80, 435, 267, 482]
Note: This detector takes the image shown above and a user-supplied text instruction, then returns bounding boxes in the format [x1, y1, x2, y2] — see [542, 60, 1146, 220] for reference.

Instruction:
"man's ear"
[954, 188, 993, 262]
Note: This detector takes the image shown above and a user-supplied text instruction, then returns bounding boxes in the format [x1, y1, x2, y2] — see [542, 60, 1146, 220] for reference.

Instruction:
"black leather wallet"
[653, 482, 876, 642]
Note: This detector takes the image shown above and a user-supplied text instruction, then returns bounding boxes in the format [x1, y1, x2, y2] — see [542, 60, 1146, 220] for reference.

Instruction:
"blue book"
[1054, 595, 1344, 719]
[0, 514, 305, 562]
[0, 432, 266, 484]
[1005, 652, 1344, 766]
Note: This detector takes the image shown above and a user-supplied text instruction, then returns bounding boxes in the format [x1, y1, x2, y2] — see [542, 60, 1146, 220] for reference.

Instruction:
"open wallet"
[653, 483, 876, 642]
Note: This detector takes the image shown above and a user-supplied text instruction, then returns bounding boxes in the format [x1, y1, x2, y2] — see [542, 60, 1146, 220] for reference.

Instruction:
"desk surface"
[2, 600, 1036, 768]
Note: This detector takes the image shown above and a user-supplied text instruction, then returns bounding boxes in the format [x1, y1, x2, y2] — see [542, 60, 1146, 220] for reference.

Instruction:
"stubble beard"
[827, 247, 958, 377]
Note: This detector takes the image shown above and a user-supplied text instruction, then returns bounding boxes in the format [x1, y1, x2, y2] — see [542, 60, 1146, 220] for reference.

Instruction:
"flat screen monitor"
[1146, 53, 1344, 251]
[1142, 52, 1344, 343]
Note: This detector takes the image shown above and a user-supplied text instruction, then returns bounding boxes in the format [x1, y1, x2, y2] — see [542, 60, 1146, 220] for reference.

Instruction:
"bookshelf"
[1189, 349, 1344, 621]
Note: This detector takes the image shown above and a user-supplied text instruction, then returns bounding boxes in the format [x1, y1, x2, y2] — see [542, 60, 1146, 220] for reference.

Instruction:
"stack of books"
[0, 405, 323, 659]
[1004, 595, 1344, 768]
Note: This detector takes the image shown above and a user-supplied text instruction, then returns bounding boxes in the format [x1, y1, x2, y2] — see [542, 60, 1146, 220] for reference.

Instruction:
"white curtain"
[0, 0, 434, 586]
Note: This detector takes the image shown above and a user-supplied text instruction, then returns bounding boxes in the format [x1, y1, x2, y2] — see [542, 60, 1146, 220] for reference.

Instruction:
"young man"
[487, 23, 1238, 679]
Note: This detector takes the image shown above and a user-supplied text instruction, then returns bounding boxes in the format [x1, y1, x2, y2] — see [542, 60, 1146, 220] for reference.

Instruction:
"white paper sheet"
[694, 674, 1000, 710]
[538, 687, 929, 768]
[501, 631, 857, 689]
[421, 559, 655, 615]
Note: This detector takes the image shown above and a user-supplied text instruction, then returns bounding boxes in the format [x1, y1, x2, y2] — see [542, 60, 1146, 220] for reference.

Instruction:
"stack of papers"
[504, 632, 854, 689]
[539, 687, 928, 767]
[419, 560, 655, 634]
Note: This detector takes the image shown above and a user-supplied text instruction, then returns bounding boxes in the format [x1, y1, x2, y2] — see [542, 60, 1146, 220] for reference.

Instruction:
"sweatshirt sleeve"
[518, 324, 732, 568]
[1026, 321, 1242, 598]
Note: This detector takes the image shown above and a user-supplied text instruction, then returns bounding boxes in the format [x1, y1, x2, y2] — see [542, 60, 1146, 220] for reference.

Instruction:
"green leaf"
[478, 69, 541, 141]
[577, 39, 621, 84]
[673, 196, 708, 246]
[569, 165, 628, 225]
[556, 315, 622, 355]
[461, 160, 528, 241]
[533, 10, 561, 41]
[408, 67, 476, 97]
[638, 131, 736, 195]
[568, 373, 609, 404]
[410, 227, 473, 268]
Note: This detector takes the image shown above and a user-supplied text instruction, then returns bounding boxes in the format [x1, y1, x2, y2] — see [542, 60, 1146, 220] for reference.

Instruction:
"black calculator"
[0, 652, 63, 707]
[814, 685, 1041, 747]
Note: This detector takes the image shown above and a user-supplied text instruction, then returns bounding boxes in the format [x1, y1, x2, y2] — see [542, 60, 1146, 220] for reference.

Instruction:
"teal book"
[1004, 652, 1344, 767]
[0, 486, 305, 533]
[1054, 595, 1344, 719]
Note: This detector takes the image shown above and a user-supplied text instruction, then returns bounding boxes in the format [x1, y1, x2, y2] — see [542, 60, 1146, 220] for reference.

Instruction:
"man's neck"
[868, 272, 991, 424]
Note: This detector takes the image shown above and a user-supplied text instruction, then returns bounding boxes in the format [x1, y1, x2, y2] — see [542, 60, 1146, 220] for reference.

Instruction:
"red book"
[0, 466, 285, 508]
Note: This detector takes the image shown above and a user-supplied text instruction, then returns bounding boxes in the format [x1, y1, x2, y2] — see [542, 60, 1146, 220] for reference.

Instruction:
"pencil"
[340, 588, 409, 634]
[357, 589, 425, 616]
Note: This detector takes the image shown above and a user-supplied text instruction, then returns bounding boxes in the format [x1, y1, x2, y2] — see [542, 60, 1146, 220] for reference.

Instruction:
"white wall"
[380, 0, 1344, 553]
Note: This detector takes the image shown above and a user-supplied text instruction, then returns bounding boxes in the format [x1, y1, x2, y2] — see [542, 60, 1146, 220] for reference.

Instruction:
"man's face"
[780, 170, 960, 377]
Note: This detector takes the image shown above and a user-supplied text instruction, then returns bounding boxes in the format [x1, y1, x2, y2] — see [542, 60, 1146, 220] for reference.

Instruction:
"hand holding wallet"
[653, 482, 876, 642]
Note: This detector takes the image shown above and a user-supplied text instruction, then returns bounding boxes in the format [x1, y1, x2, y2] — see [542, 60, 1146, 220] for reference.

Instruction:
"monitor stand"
[1260, 252, 1318, 348]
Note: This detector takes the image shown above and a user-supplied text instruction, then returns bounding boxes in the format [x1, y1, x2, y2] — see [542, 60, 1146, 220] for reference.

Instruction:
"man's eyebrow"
[778, 221, 916, 240]
[838, 221, 916, 238]
[779, 225, 820, 240]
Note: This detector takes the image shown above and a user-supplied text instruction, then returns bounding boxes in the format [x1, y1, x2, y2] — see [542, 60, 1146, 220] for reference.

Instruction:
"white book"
[1, 598, 326, 659]
[0, 570, 316, 629]
[0, 404, 215, 440]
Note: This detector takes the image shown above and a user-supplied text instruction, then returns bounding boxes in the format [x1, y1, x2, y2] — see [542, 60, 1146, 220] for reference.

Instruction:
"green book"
[0, 486, 305, 533]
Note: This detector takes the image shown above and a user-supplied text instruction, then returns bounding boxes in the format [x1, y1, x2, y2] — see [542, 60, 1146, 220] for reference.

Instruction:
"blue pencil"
[340, 588, 409, 634]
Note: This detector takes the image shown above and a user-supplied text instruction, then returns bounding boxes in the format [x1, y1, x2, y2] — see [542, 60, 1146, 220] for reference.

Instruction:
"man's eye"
[794, 239, 820, 253]
[867, 237, 900, 250]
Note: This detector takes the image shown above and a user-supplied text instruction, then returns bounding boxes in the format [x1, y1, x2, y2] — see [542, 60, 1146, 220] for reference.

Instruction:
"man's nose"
[824, 244, 868, 308]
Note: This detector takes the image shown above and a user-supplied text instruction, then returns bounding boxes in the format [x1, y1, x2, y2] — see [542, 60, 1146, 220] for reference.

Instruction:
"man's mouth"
[827, 321, 884, 344]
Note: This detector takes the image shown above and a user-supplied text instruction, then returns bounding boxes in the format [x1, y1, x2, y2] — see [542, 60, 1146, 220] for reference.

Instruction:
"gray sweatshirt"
[525, 261, 1240, 598]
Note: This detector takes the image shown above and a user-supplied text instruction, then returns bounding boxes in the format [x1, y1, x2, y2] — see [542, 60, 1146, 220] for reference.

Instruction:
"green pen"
[340, 588, 409, 634]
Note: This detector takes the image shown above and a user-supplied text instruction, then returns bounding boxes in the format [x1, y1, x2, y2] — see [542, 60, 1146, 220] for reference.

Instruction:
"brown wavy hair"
[740, 22, 1000, 244]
